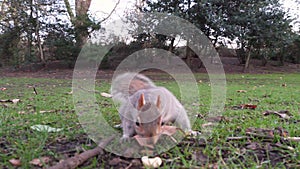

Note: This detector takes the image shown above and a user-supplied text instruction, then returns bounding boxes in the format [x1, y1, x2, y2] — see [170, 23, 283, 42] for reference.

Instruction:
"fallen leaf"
[232, 104, 257, 110]
[30, 125, 63, 132]
[108, 157, 123, 166]
[0, 103, 9, 108]
[133, 125, 182, 148]
[246, 127, 289, 138]
[9, 158, 22, 166]
[0, 99, 20, 104]
[160, 125, 178, 136]
[202, 122, 215, 128]
[113, 124, 122, 129]
[263, 110, 291, 120]
[141, 156, 162, 168]
[18, 111, 27, 114]
[101, 92, 112, 98]
[29, 157, 51, 166]
[11, 99, 20, 104]
[39, 110, 55, 114]
[192, 103, 202, 107]
[0, 87, 7, 91]
[133, 135, 155, 149]
[206, 116, 227, 122]
[241, 104, 257, 109]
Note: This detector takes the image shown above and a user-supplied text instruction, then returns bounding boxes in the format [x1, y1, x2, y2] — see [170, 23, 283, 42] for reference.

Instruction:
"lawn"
[0, 73, 299, 168]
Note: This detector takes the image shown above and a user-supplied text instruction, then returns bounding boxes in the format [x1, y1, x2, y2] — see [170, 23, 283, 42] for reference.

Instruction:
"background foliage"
[0, 0, 299, 69]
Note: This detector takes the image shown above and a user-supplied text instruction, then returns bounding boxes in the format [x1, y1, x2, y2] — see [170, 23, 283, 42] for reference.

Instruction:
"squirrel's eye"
[135, 121, 140, 126]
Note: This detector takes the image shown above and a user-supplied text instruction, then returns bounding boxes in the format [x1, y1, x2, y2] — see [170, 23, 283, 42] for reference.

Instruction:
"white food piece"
[101, 92, 113, 98]
[141, 156, 162, 168]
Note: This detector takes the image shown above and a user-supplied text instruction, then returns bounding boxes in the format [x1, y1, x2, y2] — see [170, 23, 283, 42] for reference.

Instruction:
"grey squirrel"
[111, 73, 191, 143]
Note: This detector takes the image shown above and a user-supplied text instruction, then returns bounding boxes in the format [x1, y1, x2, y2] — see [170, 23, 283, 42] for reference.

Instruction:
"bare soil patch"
[0, 57, 299, 79]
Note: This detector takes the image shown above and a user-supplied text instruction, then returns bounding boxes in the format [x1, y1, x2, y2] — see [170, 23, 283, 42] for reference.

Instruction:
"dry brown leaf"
[233, 104, 257, 110]
[206, 116, 227, 122]
[161, 125, 178, 136]
[133, 125, 181, 148]
[29, 157, 51, 166]
[108, 157, 123, 166]
[133, 135, 155, 149]
[263, 110, 291, 120]
[9, 158, 22, 166]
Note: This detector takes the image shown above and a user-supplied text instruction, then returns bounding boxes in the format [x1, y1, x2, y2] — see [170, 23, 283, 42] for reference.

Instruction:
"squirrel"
[111, 72, 191, 144]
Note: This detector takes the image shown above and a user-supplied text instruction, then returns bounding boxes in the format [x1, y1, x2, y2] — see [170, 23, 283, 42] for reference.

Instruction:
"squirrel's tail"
[111, 72, 156, 102]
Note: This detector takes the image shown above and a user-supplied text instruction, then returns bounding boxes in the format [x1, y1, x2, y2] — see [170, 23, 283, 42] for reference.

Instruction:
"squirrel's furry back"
[111, 72, 156, 103]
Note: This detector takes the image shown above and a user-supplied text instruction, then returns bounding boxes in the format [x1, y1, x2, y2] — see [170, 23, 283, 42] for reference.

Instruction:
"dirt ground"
[0, 57, 299, 79]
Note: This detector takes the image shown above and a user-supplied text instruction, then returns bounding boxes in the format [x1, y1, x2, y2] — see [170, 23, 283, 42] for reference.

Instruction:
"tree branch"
[64, 0, 75, 23]
[48, 135, 115, 169]
[99, 0, 120, 23]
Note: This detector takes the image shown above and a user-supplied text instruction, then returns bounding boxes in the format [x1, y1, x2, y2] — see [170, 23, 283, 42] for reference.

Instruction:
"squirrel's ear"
[137, 93, 145, 110]
[156, 95, 161, 109]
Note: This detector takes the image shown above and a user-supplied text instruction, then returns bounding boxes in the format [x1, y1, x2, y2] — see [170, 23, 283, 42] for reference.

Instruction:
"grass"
[0, 73, 299, 168]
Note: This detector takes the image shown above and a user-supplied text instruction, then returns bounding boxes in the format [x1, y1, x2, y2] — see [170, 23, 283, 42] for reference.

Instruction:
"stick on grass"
[48, 135, 115, 169]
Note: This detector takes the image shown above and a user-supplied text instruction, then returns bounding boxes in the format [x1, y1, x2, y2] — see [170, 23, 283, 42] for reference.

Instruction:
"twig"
[99, 0, 120, 23]
[33, 87, 38, 95]
[245, 132, 274, 140]
[125, 162, 133, 169]
[283, 137, 300, 142]
[226, 136, 249, 141]
[48, 135, 115, 169]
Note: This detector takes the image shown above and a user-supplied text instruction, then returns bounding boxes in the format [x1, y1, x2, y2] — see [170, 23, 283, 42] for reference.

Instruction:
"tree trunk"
[35, 2, 45, 63]
[64, 0, 92, 61]
[168, 37, 175, 52]
[244, 46, 252, 72]
[186, 41, 192, 68]
[278, 49, 284, 66]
